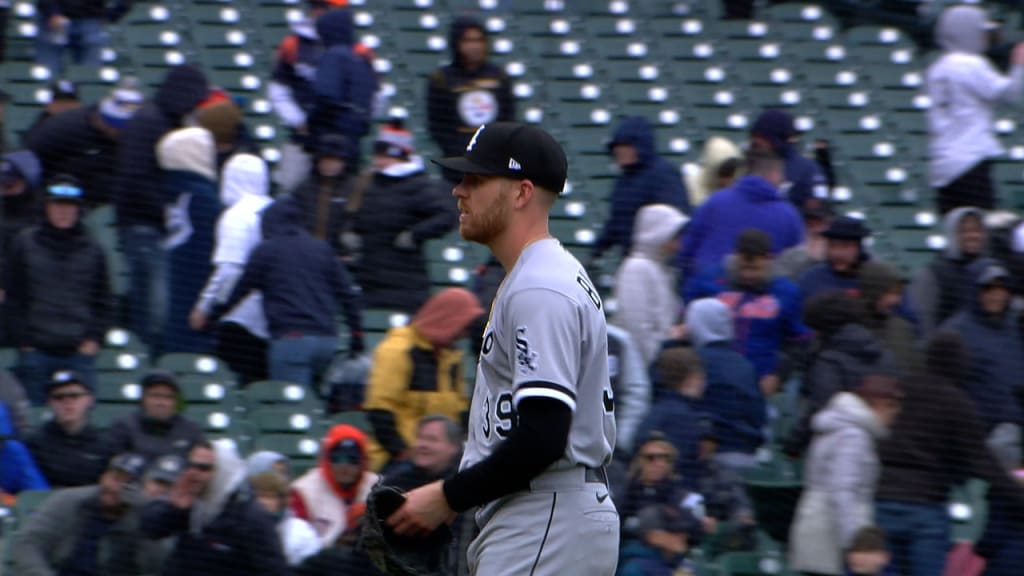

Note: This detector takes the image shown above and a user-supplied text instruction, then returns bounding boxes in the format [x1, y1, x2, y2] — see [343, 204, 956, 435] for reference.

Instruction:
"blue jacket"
[780, 143, 828, 209]
[0, 402, 49, 494]
[221, 198, 363, 339]
[635, 389, 704, 490]
[678, 175, 804, 276]
[798, 261, 861, 301]
[684, 264, 811, 379]
[594, 117, 690, 258]
[617, 541, 695, 576]
[695, 343, 765, 455]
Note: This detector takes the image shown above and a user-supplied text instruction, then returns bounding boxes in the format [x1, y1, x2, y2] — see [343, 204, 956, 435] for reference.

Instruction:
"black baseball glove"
[359, 484, 453, 576]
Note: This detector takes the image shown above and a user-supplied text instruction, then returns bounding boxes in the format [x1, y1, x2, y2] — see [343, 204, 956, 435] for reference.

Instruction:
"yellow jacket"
[363, 326, 468, 470]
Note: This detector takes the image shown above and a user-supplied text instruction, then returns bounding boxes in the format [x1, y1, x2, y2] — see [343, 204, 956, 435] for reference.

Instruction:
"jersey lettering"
[481, 330, 494, 355]
[495, 392, 515, 438]
[481, 395, 491, 438]
[603, 387, 615, 414]
[576, 273, 602, 310]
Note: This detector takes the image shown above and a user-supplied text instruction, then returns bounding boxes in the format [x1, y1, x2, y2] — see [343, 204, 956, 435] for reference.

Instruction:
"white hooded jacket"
[195, 153, 273, 339]
[927, 5, 1024, 186]
[613, 204, 689, 366]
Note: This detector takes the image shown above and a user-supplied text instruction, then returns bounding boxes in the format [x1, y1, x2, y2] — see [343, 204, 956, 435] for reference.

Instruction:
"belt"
[529, 466, 608, 491]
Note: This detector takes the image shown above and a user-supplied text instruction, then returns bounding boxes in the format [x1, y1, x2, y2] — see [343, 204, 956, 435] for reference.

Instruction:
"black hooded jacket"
[25, 105, 117, 205]
[114, 65, 208, 229]
[4, 221, 111, 352]
[220, 198, 363, 339]
[427, 17, 515, 158]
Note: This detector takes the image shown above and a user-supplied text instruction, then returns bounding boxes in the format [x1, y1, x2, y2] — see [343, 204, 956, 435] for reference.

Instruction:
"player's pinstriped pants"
[468, 467, 620, 576]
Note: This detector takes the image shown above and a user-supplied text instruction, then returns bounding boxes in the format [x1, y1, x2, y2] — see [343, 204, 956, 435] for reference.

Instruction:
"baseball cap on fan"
[432, 122, 569, 194]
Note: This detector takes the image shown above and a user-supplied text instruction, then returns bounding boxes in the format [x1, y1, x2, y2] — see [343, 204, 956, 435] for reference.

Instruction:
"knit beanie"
[374, 121, 415, 159]
[411, 288, 484, 348]
[99, 77, 145, 129]
[196, 99, 243, 147]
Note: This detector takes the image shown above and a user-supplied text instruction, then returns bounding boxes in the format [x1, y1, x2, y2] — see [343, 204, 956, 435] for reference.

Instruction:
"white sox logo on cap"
[466, 125, 485, 152]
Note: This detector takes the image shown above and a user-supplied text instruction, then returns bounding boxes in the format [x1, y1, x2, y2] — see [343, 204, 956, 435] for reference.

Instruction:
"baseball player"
[387, 122, 620, 575]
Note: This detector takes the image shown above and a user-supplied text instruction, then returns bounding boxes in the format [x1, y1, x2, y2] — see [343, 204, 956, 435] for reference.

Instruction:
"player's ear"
[513, 179, 535, 209]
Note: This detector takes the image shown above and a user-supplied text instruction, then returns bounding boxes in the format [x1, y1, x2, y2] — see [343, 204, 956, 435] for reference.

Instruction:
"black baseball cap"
[146, 454, 185, 483]
[108, 453, 147, 481]
[433, 122, 569, 194]
[45, 174, 84, 204]
[49, 79, 79, 102]
[736, 229, 772, 258]
[46, 369, 89, 395]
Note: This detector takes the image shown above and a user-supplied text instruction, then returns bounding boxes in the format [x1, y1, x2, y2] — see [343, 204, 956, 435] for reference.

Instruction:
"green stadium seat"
[103, 328, 146, 354]
[157, 353, 233, 379]
[95, 350, 148, 373]
[251, 432, 321, 461]
[201, 47, 259, 70]
[177, 374, 234, 405]
[834, 133, 901, 161]
[743, 464, 802, 546]
[590, 37, 652, 61]
[846, 25, 914, 48]
[583, 15, 638, 37]
[187, 3, 246, 26]
[95, 372, 143, 404]
[682, 84, 745, 108]
[244, 380, 321, 411]
[185, 404, 238, 434]
[746, 85, 804, 109]
[92, 403, 136, 428]
[362, 309, 411, 332]
[248, 406, 320, 435]
[193, 25, 251, 49]
[330, 410, 373, 435]
[717, 551, 794, 575]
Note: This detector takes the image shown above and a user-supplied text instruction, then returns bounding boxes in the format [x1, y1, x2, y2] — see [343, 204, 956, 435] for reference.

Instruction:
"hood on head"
[156, 127, 217, 181]
[412, 288, 485, 348]
[448, 16, 487, 66]
[246, 450, 287, 477]
[751, 109, 795, 155]
[942, 206, 987, 259]
[694, 136, 742, 194]
[608, 116, 656, 165]
[155, 64, 209, 122]
[803, 291, 863, 336]
[290, 16, 319, 41]
[190, 439, 248, 533]
[260, 197, 306, 239]
[631, 204, 689, 258]
[812, 391, 886, 438]
[927, 331, 967, 384]
[221, 153, 269, 207]
[317, 8, 354, 48]
[857, 260, 903, 308]
[2, 150, 42, 188]
[685, 298, 734, 347]
[827, 323, 887, 366]
[965, 257, 1011, 314]
[319, 424, 368, 501]
[936, 5, 992, 54]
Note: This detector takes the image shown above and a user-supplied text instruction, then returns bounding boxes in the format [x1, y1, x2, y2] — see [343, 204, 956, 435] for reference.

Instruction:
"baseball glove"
[360, 484, 453, 576]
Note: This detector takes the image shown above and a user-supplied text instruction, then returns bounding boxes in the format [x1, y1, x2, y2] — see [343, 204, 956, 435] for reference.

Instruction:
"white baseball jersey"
[461, 238, 616, 472]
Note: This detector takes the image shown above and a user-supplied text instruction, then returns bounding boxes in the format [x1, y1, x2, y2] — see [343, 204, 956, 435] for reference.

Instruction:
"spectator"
[159, 126, 222, 354]
[190, 153, 273, 385]
[251, 471, 323, 566]
[909, 206, 988, 338]
[195, 95, 248, 169]
[308, 7, 378, 169]
[877, 332, 1024, 576]
[293, 132, 355, 258]
[141, 439, 290, 576]
[247, 450, 290, 479]
[143, 454, 185, 499]
[386, 415, 463, 492]
[269, 0, 345, 193]
[635, 347, 706, 491]
[677, 149, 804, 277]
[103, 370, 205, 464]
[777, 197, 834, 280]
[617, 504, 702, 576]
[0, 400, 49, 495]
[748, 108, 827, 209]
[348, 121, 458, 311]
[857, 261, 921, 374]
[607, 324, 653, 458]
[845, 526, 893, 576]
[427, 16, 515, 183]
[928, 5, 1024, 214]
[0, 369, 31, 436]
[789, 376, 903, 576]
[12, 452, 164, 576]
[218, 197, 364, 389]
[785, 292, 895, 458]
[613, 203, 689, 367]
[685, 298, 765, 474]
[696, 433, 757, 552]
[26, 370, 106, 488]
[617, 433, 688, 537]
[0, 150, 43, 266]
[290, 424, 379, 547]
[24, 77, 145, 206]
[798, 215, 871, 300]
[114, 64, 208, 356]
[364, 288, 483, 470]
[940, 259, 1024, 470]
[23, 78, 80, 142]
[593, 116, 691, 260]
[685, 136, 743, 207]
[34, 0, 131, 74]
[6, 175, 110, 404]
[684, 229, 811, 394]
[469, 254, 504, 356]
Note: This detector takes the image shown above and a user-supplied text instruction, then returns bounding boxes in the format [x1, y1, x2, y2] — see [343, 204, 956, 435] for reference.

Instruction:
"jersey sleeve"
[504, 288, 582, 412]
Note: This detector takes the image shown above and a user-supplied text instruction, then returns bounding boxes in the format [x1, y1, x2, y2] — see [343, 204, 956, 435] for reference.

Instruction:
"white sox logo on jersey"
[515, 326, 538, 376]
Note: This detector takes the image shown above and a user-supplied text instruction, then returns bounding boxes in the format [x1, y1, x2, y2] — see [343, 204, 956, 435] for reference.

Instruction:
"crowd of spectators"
[3, 1, 1024, 576]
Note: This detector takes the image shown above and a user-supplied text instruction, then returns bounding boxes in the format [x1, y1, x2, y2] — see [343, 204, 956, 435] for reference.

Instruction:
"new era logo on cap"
[435, 122, 568, 194]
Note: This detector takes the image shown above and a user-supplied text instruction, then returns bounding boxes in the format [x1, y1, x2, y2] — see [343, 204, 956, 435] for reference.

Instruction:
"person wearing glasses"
[141, 439, 289, 576]
[26, 370, 107, 488]
[618, 432, 689, 539]
[4, 174, 111, 405]
[290, 423, 379, 547]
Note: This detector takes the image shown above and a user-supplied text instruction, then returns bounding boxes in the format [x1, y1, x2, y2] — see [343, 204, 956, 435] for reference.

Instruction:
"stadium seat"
[247, 405, 321, 435]
[156, 353, 233, 380]
[244, 380, 321, 411]
[91, 403, 136, 428]
[717, 551, 795, 576]
[177, 374, 234, 405]
[184, 404, 237, 434]
[250, 433, 321, 463]
[744, 464, 802, 546]
[95, 372, 144, 404]
[331, 409, 373, 435]
[95, 349, 149, 373]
